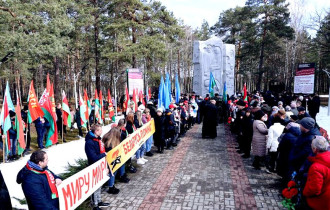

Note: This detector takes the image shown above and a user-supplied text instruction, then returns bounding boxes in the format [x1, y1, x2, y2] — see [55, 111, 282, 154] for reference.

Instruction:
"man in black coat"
[56, 103, 66, 142]
[154, 108, 166, 153]
[202, 99, 218, 139]
[0, 170, 12, 210]
[17, 150, 62, 210]
[146, 101, 157, 119]
[165, 105, 177, 150]
[21, 105, 31, 155]
[307, 94, 320, 120]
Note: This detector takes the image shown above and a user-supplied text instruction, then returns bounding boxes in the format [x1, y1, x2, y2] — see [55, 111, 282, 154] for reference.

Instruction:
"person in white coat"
[266, 114, 285, 172]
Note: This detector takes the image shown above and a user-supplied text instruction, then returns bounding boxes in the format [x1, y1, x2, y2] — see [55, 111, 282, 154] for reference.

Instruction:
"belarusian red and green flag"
[62, 90, 71, 128]
[79, 94, 88, 127]
[94, 89, 101, 123]
[84, 89, 91, 120]
[27, 80, 44, 123]
[132, 88, 137, 112]
[108, 89, 115, 122]
[39, 75, 58, 147]
[15, 95, 26, 155]
[124, 86, 129, 113]
[0, 81, 15, 155]
[243, 83, 248, 102]
[99, 90, 104, 123]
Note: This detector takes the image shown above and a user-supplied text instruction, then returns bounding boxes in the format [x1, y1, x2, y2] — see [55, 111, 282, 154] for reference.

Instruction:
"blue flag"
[175, 74, 180, 103]
[158, 76, 164, 109]
[223, 82, 227, 103]
[164, 73, 170, 109]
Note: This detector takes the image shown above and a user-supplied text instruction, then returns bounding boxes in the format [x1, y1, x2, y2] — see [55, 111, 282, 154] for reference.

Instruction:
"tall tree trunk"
[54, 56, 61, 102]
[257, 28, 267, 91]
[132, 26, 137, 68]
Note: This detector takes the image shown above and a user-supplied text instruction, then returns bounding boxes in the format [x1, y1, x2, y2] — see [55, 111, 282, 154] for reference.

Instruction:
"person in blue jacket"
[290, 117, 321, 173]
[34, 117, 45, 149]
[8, 111, 17, 160]
[16, 150, 62, 210]
[85, 124, 109, 210]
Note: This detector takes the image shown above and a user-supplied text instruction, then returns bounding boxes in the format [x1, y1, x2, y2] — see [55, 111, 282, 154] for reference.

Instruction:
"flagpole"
[2, 135, 5, 163]
[61, 90, 64, 144]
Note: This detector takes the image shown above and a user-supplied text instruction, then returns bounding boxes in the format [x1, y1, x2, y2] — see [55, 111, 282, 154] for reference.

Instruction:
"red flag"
[84, 89, 90, 121]
[132, 88, 137, 112]
[124, 86, 129, 112]
[139, 90, 145, 106]
[62, 90, 71, 127]
[108, 89, 115, 119]
[39, 74, 58, 146]
[28, 80, 44, 123]
[243, 83, 248, 102]
[148, 87, 151, 100]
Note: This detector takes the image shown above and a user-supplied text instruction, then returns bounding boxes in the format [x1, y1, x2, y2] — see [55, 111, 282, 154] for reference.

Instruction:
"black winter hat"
[254, 110, 265, 120]
[297, 106, 305, 112]
[236, 100, 245, 106]
[9, 110, 16, 118]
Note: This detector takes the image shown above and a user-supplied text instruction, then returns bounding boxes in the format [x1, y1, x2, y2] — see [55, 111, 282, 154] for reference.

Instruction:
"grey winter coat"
[252, 120, 269, 156]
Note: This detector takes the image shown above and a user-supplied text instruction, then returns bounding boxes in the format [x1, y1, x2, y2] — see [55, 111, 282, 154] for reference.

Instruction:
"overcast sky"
[159, 0, 330, 34]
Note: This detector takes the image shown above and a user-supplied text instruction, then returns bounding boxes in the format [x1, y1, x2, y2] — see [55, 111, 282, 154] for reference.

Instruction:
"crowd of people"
[1, 89, 329, 210]
[229, 91, 329, 209]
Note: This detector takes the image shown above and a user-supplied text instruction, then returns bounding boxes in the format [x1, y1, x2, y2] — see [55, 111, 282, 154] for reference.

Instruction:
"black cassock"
[202, 103, 218, 138]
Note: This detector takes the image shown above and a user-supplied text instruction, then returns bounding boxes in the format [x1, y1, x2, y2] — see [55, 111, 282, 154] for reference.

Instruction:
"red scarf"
[26, 163, 58, 199]
[92, 138, 105, 154]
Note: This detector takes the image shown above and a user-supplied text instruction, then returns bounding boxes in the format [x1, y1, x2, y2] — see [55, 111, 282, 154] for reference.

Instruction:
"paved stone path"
[102, 123, 285, 210]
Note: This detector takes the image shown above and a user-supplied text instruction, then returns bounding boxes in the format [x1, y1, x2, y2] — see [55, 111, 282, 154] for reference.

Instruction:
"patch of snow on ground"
[316, 106, 330, 134]
[0, 116, 123, 209]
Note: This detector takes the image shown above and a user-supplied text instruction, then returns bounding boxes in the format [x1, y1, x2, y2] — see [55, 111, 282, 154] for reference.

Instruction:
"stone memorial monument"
[193, 37, 235, 97]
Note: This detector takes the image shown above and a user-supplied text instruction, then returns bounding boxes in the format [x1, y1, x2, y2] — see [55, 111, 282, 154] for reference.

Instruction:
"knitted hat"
[299, 117, 315, 130]
[254, 110, 265, 120]
[297, 106, 305, 112]
[156, 108, 163, 113]
[285, 105, 291, 111]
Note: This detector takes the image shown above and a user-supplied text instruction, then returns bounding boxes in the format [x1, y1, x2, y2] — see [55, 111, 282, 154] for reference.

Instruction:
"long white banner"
[57, 157, 109, 210]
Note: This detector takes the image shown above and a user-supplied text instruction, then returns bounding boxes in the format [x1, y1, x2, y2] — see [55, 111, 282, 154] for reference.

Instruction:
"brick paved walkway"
[102, 123, 284, 210]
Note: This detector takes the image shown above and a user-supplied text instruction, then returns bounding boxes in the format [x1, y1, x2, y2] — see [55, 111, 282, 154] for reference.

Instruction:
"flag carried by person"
[124, 86, 129, 113]
[223, 82, 227, 104]
[0, 81, 15, 154]
[99, 90, 104, 123]
[79, 94, 88, 127]
[107, 89, 115, 122]
[27, 80, 44, 123]
[132, 88, 137, 112]
[209, 72, 217, 97]
[94, 89, 101, 123]
[175, 74, 180, 103]
[139, 90, 145, 106]
[14, 94, 26, 155]
[164, 73, 171, 109]
[243, 83, 248, 102]
[84, 89, 91, 120]
[158, 76, 165, 109]
[62, 90, 71, 128]
[39, 74, 58, 147]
